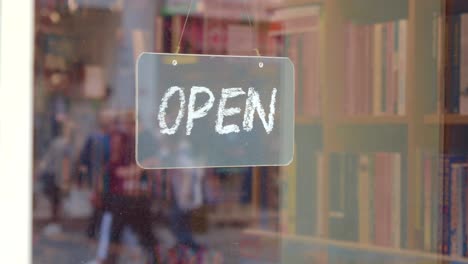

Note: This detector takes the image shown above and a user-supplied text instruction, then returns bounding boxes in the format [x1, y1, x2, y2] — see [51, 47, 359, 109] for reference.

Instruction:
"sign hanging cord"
[244, 2, 261, 57]
[175, 0, 261, 56]
[175, 0, 195, 54]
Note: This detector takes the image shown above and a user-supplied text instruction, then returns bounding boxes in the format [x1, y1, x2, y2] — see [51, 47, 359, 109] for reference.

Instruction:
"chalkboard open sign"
[136, 53, 294, 169]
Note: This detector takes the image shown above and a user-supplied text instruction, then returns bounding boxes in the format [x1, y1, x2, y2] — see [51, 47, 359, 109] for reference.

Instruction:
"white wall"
[0, 0, 34, 262]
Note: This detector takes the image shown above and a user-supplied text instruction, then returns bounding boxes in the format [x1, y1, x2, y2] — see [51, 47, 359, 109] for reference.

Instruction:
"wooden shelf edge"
[337, 115, 408, 124]
[243, 229, 468, 263]
[424, 114, 468, 124]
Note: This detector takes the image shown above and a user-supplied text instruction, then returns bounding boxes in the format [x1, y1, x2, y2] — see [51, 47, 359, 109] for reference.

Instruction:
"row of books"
[157, 6, 323, 119]
[268, 5, 322, 118]
[416, 153, 468, 257]
[328, 152, 403, 248]
[324, 151, 468, 258]
[444, 13, 468, 114]
[411, 152, 439, 254]
[343, 20, 407, 116]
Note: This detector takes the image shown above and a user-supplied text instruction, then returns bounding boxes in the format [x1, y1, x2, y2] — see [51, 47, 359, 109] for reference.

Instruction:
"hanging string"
[175, 0, 195, 54]
[244, 1, 261, 57]
[176, 0, 261, 57]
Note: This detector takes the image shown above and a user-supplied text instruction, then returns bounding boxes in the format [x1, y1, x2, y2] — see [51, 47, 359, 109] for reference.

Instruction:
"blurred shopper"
[78, 109, 115, 240]
[165, 139, 205, 262]
[37, 119, 75, 236]
[168, 168, 204, 253]
[89, 111, 160, 264]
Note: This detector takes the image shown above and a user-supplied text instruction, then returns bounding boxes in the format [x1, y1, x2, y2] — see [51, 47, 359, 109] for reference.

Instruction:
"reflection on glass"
[30, 0, 455, 263]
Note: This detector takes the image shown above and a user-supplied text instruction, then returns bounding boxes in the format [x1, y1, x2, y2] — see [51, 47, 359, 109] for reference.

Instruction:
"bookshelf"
[159, 0, 468, 262]
[238, 0, 468, 263]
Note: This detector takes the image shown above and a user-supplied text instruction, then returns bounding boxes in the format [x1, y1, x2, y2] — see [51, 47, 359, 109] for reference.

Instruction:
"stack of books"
[343, 20, 408, 116]
[417, 153, 468, 257]
[268, 5, 322, 118]
[444, 13, 468, 115]
[328, 152, 403, 248]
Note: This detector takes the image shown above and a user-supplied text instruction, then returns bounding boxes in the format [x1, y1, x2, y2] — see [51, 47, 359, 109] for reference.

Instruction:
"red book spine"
[450, 164, 459, 256]
[344, 23, 354, 115]
[386, 22, 395, 115]
[364, 25, 373, 115]
[351, 24, 359, 115]
[384, 153, 394, 246]
[374, 153, 385, 245]
[393, 21, 400, 115]
[357, 26, 366, 115]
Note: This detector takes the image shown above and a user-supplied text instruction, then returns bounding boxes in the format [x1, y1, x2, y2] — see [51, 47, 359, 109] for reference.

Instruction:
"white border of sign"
[0, 1, 33, 262]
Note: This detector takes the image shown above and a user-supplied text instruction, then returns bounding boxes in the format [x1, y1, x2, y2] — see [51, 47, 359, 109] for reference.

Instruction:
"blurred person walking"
[37, 119, 75, 236]
[164, 138, 206, 262]
[78, 109, 116, 240]
[88, 111, 160, 264]
[168, 167, 205, 258]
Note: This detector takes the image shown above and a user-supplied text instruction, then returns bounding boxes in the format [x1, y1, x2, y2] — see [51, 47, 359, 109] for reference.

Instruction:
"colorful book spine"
[440, 155, 465, 254]
[358, 154, 371, 244]
[365, 25, 374, 115]
[328, 153, 344, 240]
[369, 154, 376, 244]
[384, 153, 393, 246]
[391, 153, 401, 248]
[316, 153, 325, 236]
[423, 154, 432, 251]
[397, 20, 407, 115]
[345, 23, 357, 115]
[450, 163, 468, 257]
[373, 24, 383, 116]
[359, 26, 366, 115]
[431, 154, 439, 252]
[436, 15, 444, 113]
[414, 149, 423, 249]
[450, 164, 461, 256]
[463, 166, 468, 257]
[459, 14, 468, 114]
[447, 15, 461, 113]
[374, 153, 386, 246]
[356, 26, 366, 115]
[429, 12, 439, 113]
[457, 165, 465, 257]
[345, 153, 359, 242]
[392, 20, 399, 115]
[385, 22, 394, 115]
[381, 23, 388, 114]
[438, 155, 446, 254]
